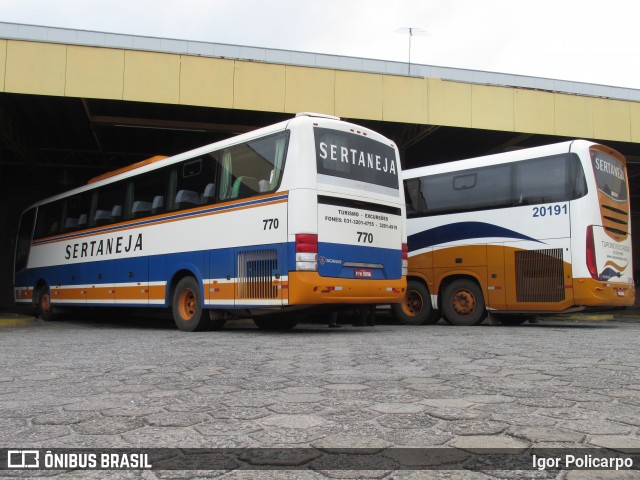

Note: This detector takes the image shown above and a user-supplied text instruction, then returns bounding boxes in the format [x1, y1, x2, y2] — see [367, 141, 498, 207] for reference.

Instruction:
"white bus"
[396, 140, 634, 326]
[14, 113, 407, 331]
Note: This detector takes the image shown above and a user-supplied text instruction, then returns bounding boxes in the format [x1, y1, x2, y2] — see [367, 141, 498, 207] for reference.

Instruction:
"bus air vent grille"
[515, 248, 565, 302]
[237, 249, 279, 299]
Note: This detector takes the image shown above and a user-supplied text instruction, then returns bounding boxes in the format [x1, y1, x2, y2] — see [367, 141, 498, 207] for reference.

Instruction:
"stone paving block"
[450, 434, 530, 450]
[3, 318, 640, 476]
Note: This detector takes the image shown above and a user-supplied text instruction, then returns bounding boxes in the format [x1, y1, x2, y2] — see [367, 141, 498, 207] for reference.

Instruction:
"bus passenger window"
[111, 205, 122, 222]
[64, 217, 78, 232]
[152, 196, 164, 214]
[201, 184, 215, 205]
[94, 210, 111, 225]
[77, 214, 88, 230]
[132, 201, 152, 218]
[175, 190, 200, 209]
[231, 176, 259, 199]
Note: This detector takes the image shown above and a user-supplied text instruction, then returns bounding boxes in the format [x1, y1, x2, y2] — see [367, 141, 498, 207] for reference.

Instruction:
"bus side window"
[217, 131, 288, 201]
[34, 201, 63, 239]
[132, 169, 167, 217]
[92, 181, 127, 226]
[15, 208, 36, 272]
[151, 196, 164, 214]
[172, 156, 218, 209]
[404, 178, 423, 217]
[201, 184, 215, 205]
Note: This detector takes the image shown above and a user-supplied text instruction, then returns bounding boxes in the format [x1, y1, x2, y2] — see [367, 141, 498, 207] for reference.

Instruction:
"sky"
[1, 0, 639, 89]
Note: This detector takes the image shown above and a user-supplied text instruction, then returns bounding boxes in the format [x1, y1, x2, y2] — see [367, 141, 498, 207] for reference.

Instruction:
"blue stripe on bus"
[287, 242, 402, 280]
[408, 221, 541, 253]
[33, 193, 289, 246]
[16, 239, 401, 307]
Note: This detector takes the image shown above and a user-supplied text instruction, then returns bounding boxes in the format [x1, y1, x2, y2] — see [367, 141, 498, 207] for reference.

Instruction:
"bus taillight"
[296, 234, 318, 271]
[401, 243, 408, 276]
[586, 226, 598, 280]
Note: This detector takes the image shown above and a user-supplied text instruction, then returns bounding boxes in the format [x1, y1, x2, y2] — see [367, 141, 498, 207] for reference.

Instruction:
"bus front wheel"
[37, 286, 58, 322]
[441, 279, 486, 326]
[393, 280, 439, 325]
[172, 277, 209, 332]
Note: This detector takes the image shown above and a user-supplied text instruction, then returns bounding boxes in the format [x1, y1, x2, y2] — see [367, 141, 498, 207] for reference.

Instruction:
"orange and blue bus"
[396, 140, 634, 326]
[14, 113, 407, 331]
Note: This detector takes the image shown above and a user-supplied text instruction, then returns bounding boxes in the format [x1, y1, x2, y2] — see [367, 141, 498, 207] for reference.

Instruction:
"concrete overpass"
[1, 21, 639, 307]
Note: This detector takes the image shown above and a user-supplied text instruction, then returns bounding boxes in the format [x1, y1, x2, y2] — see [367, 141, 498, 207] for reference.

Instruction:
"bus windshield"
[314, 127, 399, 194]
[591, 149, 628, 202]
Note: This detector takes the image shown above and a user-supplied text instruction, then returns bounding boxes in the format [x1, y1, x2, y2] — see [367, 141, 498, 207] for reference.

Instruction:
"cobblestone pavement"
[1, 312, 640, 479]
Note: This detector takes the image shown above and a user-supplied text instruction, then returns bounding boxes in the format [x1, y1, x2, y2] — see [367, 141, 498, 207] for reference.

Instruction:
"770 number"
[262, 218, 280, 230]
[357, 231, 374, 243]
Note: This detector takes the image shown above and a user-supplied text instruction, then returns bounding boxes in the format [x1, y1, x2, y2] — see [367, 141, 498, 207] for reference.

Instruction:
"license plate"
[355, 268, 373, 278]
[616, 289, 625, 297]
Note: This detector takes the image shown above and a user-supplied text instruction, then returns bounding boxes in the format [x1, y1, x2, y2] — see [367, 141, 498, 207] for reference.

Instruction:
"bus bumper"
[287, 272, 406, 305]
[573, 278, 636, 307]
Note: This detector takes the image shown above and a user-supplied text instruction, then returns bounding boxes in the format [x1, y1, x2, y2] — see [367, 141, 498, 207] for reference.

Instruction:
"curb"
[0, 314, 37, 326]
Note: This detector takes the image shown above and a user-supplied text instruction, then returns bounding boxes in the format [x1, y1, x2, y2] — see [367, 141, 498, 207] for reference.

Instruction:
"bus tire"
[393, 280, 439, 325]
[441, 279, 486, 326]
[37, 285, 58, 322]
[172, 276, 209, 332]
[253, 317, 298, 330]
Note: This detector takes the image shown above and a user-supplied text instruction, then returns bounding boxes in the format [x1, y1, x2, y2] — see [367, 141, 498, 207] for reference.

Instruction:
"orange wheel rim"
[178, 289, 196, 321]
[402, 290, 423, 317]
[452, 289, 475, 315]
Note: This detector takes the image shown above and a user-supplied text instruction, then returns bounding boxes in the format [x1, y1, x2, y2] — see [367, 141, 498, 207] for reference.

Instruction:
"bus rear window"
[591, 149, 628, 202]
[314, 128, 398, 192]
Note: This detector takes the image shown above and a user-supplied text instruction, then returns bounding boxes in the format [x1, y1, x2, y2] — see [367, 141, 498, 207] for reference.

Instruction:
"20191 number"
[533, 204, 568, 217]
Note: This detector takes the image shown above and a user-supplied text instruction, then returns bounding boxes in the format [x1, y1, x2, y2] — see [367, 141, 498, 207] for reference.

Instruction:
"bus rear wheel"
[172, 277, 209, 332]
[393, 280, 439, 325]
[442, 279, 486, 326]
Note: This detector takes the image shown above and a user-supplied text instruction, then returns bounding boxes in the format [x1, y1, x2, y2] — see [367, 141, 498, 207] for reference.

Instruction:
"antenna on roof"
[395, 27, 430, 75]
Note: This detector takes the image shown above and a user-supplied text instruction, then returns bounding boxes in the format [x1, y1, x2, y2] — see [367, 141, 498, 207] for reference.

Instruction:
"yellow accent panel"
[123, 50, 180, 104]
[471, 85, 514, 131]
[514, 89, 555, 135]
[427, 78, 471, 127]
[335, 71, 383, 120]
[631, 102, 640, 143]
[0, 40, 6, 91]
[284, 66, 335, 115]
[383, 75, 428, 124]
[593, 98, 631, 142]
[234, 61, 285, 112]
[180, 55, 234, 108]
[66, 46, 124, 99]
[554, 93, 594, 138]
[5, 41, 66, 96]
